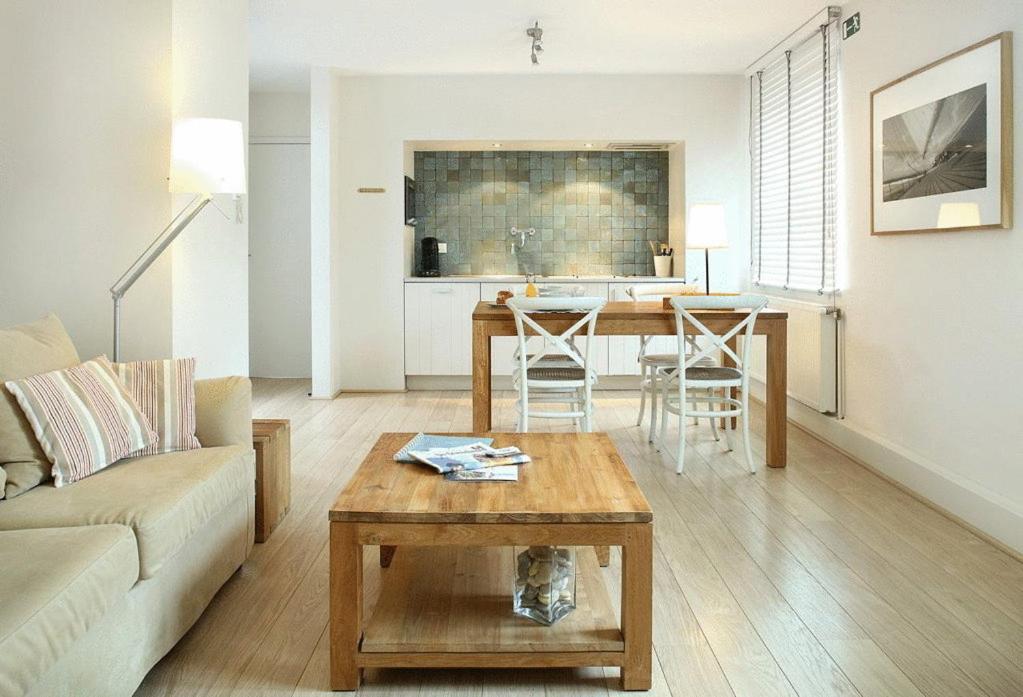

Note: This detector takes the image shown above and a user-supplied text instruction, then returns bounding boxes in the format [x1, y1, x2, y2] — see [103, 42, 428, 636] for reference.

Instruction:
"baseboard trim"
[310, 387, 344, 400]
[749, 378, 1023, 558]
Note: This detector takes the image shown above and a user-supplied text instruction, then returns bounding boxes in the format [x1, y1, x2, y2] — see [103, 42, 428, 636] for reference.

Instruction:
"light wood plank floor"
[136, 379, 1023, 697]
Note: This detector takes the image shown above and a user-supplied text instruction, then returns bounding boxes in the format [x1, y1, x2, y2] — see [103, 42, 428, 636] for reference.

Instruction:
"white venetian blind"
[751, 10, 839, 293]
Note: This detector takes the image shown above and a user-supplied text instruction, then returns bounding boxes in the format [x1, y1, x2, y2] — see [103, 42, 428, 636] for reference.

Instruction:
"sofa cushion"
[0, 315, 81, 498]
[5, 356, 158, 487]
[114, 357, 201, 456]
[0, 525, 138, 697]
[0, 445, 253, 579]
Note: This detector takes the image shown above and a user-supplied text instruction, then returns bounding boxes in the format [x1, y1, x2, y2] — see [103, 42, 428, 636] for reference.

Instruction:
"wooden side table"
[252, 419, 291, 543]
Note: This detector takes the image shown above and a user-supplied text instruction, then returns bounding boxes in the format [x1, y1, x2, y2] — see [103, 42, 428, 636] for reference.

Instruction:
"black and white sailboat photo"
[882, 83, 987, 202]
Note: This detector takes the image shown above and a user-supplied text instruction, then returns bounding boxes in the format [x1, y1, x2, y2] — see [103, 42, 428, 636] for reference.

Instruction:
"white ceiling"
[250, 0, 828, 92]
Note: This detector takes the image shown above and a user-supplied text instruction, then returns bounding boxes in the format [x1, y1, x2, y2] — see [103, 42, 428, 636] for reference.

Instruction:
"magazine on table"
[444, 465, 520, 482]
[393, 433, 494, 462]
[408, 443, 531, 475]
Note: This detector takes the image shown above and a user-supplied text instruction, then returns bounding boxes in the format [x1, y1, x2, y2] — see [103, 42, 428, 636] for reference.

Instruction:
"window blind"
[751, 11, 839, 293]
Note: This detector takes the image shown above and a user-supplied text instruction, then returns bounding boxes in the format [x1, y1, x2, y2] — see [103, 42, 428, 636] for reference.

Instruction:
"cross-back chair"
[656, 293, 769, 473]
[506, 296, 606, 432]
[626, 284, 718, 444]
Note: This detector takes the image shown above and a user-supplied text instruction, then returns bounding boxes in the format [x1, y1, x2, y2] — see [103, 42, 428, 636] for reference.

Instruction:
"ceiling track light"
[526, 21, 543, 66]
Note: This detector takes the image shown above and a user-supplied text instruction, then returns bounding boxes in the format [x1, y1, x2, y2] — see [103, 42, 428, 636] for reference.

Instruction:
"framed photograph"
[871, 32, 1013, 235]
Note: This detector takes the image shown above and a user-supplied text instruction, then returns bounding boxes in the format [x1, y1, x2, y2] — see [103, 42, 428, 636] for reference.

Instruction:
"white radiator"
[747, 296, 839, 414]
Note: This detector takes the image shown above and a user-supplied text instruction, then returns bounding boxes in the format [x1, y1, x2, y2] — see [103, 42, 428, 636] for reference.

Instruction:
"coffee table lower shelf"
[358, 546, 625, 668]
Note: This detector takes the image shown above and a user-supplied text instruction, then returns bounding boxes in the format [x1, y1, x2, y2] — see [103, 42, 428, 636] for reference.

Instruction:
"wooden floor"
[136, 379, 1023, 697]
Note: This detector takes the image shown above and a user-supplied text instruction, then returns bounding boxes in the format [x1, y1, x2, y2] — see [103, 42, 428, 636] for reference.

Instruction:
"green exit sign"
[842, 13, 861, 40]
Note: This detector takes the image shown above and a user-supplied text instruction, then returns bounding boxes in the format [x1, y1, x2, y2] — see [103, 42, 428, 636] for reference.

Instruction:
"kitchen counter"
[404, 275, 687, 283]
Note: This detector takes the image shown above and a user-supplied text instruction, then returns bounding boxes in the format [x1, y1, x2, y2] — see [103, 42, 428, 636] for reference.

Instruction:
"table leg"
[621, 524, 653, 691]
[594, 545, 610, 567]
[472, 321, 492, 432]
[765, 321, 788, 468]
[330, 522, 363, 690]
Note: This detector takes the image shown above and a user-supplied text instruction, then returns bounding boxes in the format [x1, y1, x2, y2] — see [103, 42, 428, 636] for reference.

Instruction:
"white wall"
[0, 0, 249, 378]
[170, 0, 250, 378]
[249, 91, 312, 378]
[0, 1, 173, 361]
[791, 0, 1023, 552]
[311, 73, 749, 395]
[309, 68, 346, 397]
[251, 92, 311, 139]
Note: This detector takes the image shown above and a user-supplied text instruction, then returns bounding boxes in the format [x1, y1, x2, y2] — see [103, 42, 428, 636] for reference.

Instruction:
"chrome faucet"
[510, 226, 536, 254]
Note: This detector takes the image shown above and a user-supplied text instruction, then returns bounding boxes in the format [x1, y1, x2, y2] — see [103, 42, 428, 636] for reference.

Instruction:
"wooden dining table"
[471, 300, 790, 468]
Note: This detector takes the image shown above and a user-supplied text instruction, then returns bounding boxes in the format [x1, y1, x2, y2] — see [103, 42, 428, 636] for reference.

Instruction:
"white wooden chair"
[655, 293, 769, 474]
[626, 284, 718, 444]
[506, 296, 606, 432]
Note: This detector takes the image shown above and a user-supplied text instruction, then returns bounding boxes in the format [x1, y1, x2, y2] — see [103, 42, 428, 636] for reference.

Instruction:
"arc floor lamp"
[110, 117, 246, 361]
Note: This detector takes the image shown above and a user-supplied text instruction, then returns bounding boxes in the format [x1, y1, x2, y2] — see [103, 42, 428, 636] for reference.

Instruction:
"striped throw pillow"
[4, 356, 157, 487]
[113, 358, 201, 456]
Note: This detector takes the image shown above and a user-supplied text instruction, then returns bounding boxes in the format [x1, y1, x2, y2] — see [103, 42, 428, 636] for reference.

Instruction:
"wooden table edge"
[328, 512, 654, 523]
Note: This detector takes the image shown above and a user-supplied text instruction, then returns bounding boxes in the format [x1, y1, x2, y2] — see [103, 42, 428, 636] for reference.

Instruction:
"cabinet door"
[404, 283, 480, 375]
[607, 283, 642, 375]
[480, 283, 528, 376]
[480, 282, 609, 376]
[605, 283, 682, 374]
[573, 283, 609, 376]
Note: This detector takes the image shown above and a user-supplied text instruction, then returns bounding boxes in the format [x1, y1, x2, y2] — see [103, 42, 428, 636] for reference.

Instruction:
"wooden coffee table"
[329, 432, 653, 691]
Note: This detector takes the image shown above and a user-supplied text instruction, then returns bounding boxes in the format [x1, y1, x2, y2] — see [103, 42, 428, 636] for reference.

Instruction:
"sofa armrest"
[194, 377, 252, 448]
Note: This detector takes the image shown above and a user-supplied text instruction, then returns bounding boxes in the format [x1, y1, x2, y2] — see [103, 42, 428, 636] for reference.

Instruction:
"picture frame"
[870, 32, 1013, 235]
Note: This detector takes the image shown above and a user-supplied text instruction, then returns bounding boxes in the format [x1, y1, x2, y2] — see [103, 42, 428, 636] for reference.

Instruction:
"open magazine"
[407, 443, 530, 481]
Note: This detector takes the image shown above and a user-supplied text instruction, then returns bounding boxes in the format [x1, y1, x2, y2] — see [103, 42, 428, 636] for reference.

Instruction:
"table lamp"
[110, 117, 246, 360]
[686, 203, 728, 294]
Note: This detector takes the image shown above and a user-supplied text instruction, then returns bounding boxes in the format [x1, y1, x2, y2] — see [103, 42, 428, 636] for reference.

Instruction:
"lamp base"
[704, 249, 711, 295]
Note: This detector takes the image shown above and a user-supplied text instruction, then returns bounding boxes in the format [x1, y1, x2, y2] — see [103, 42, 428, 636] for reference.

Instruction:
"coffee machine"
[419, 237, 440, 277]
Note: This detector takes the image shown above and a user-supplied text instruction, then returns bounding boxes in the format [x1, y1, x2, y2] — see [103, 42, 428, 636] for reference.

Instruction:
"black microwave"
[404, 176, 416, 226]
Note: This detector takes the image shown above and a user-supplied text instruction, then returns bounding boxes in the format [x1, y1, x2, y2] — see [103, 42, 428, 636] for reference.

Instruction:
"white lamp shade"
[169, 118, 246, 194]
[936, 202, 981, 229]
[686, 203, 729, 249]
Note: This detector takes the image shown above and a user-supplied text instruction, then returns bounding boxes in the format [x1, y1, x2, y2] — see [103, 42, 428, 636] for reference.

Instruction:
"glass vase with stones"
[513, 546, 576, 625]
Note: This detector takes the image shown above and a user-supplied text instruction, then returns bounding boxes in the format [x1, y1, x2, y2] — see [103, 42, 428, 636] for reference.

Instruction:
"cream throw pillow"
[4, 356, 157, 487]
[114, 358, 201, 456]
[0, 314, 82, 497]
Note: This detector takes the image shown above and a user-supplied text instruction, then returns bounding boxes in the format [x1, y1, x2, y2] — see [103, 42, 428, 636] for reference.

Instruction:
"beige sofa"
[0, 318, 254, 697]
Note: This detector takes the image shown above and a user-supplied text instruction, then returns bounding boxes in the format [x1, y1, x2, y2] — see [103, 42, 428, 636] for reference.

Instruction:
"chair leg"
[583, 382, 594, 433]
[648, 371, 659, 444]
[722, 389, 735, 452]
[741, 391, 756, 473]
[675, 386, 687, 474]
[519, 384, 529, 433]
[708, 389, 720, 442]
[658, 378, 670, 451]
[636, 364, 647, 426]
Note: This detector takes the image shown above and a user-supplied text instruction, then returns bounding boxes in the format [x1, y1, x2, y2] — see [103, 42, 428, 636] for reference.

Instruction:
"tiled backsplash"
[413, 151, 669, 276]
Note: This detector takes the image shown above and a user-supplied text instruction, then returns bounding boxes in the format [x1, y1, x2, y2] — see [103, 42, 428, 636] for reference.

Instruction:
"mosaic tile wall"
[413, 151, 669, 276]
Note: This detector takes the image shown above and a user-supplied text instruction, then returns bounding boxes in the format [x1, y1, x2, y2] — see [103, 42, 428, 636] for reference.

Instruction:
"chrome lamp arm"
[110, 193, 212, 361]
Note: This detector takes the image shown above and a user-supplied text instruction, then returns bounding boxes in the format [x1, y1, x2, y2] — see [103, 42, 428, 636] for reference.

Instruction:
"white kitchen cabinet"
[404, 282, 481, 375]
[606, 283, 678, 375]
[480, 282, 610, 376]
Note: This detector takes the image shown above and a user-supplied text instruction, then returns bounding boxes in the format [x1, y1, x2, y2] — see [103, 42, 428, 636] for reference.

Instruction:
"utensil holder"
[653, 256, 672, 278]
